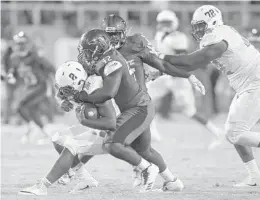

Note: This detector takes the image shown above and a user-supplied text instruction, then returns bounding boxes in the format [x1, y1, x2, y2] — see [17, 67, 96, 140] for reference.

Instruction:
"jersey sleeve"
[102, 60, 123, 77]
[200, 27, 225, 48]
[84, 75, 103, 94]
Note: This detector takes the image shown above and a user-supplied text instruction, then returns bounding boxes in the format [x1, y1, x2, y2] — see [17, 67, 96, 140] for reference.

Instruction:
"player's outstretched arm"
[76, 66, 122, 104]
[76, 100, 116, 131]
[143, 53, 191, 78]
[160, 41, 227, 71]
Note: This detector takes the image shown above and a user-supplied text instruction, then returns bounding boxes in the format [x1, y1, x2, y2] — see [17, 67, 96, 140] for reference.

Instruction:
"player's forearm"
[79, 117, 116, 131]
[162, 61, 191, 78]
[161, 54, 203, 71]
[78, 89, 114, 104]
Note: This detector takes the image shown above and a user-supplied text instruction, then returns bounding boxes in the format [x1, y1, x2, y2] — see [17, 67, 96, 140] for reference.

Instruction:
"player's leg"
[131, 128, 184, 191]
[225, 92, 260, 186]
[18, 84, 49, 143]
[19, 129, 100, 195]
[103, 103, 159, 191]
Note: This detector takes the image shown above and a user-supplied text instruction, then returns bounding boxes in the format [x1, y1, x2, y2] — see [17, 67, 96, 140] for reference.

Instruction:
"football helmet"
[55, 61, 87, 93]
[101, 14, 127, 49]
[78, 29, 111, 75]
[156, 10, 179, 32]
[12, 31, 33, 57]
[191, 5, 223, 40]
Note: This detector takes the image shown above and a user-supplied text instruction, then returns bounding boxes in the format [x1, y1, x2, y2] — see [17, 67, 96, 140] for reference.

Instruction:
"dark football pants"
[104, 102, 155, 152]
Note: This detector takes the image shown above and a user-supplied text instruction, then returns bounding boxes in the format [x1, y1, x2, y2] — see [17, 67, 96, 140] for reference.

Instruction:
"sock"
[205, 121, 221, 137]
[41, 177, 52, 188]
[160, 167, 176, 182]
[245, 159, 260, 177]
[137, 158, 150, 170]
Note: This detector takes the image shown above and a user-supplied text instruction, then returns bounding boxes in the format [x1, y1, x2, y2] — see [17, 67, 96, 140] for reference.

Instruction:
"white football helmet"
[55, 61, 88, 92]
[156, 10, 179, 32]
[191, 5, 223, 40]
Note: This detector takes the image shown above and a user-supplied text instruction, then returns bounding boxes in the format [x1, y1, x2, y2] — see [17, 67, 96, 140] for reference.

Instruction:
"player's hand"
[188, 75, 206, 95]
[60, 99, 74, 112]
[60, 85, 76, 98]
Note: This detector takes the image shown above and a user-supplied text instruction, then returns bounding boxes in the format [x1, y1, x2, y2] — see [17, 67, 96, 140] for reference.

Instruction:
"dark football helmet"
[101, 14, 127, 49]
[77, 29, 111, 75]
[12, 31, 33, 57]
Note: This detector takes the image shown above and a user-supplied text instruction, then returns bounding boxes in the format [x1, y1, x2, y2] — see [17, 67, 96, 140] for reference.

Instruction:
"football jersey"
[118, 34, 162, 88]
[154, 31, 189, 55]
[96, 49, 151, 111]
[200, 25, 260, 94]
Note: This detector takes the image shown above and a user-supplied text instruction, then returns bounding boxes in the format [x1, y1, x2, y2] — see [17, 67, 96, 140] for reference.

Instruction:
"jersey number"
[69, 73, 77, 80]
[205, 9, 216, 18]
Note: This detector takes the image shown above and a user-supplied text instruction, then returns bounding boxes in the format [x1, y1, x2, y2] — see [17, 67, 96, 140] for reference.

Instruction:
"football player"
[159, 5, 260, 187]
[19, 61, 114, 195]
[66, 29, 185, 192]
[99, 14, 206, 188]
[149, 10, 224, 148]
[10, 31, 56, 144]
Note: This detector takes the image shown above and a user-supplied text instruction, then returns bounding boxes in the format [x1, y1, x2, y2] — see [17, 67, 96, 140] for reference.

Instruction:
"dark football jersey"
[96, 49, 151, 111]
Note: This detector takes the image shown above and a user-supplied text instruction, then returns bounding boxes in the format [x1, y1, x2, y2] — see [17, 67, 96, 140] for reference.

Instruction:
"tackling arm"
[77, 68, 122, 104]
[77, 100, 116, 131]
[161, 41, 228, 71]
[143, 53, 191, 78]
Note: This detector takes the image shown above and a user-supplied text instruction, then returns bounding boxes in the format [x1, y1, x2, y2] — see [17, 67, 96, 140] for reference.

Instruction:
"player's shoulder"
[200, 25, 229, 48]
[125, 33, 148, 51]
[103, 60, 123, 76]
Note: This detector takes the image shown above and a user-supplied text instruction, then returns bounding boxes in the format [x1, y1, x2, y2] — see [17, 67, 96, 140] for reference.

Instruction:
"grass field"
[1, 113, 260, 200]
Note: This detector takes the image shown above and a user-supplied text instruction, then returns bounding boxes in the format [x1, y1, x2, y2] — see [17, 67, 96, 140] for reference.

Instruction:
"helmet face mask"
[78, 29, 111, 75]
[191, 21, 208, 41]
[101, 15, 127, 49]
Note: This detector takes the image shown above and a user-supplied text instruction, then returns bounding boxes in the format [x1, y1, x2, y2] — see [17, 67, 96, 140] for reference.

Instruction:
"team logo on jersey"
[104, 61, 122, 76]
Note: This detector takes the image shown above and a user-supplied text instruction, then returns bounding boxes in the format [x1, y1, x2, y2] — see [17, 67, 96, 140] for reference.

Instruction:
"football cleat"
[69, 167, 98, 194]
[132, 167, 142, 188]
[140, 164, 159, 192]
[234, 176, 259, 187]
[208, 133, 225, 150]
[162, 178, 184, 192]
[18, 180, 47, 196]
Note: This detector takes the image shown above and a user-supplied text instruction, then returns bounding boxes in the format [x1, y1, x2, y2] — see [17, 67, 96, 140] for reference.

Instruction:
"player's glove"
[75, 105, 85, 123]
[188, 75, 206, 95]
[59, 85, 77, 99]
[60, 99, 74, 112]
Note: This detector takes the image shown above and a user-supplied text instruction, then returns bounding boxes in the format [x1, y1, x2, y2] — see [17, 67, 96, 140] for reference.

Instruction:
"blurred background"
[1, 0, 260, 126]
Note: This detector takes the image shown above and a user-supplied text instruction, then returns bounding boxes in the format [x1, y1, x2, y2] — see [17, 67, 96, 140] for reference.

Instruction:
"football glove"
[60, 99, 74, 112]
[188, 75, 206, 95]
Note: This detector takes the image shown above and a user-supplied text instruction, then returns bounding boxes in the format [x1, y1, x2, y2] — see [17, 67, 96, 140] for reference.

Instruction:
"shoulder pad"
[127, 33, 147, 52]
[200, 27, 224, 48]
[104, 61, 122, 76]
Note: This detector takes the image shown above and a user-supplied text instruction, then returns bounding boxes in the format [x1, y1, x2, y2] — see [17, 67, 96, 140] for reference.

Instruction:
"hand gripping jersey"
[154, 31, 189, 55]
[118, 33, 162, 89]
[96, 49, 151, 111]
[200, 25, 260, 94]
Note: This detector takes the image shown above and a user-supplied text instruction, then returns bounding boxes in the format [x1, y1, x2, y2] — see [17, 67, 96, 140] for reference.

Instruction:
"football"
[83, 103, 99, 119]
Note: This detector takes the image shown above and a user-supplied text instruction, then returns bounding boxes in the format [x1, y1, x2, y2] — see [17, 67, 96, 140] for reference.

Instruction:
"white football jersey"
[200, 25, 260, 94]
[56, 74, 120, 116]
[154, 31, 189, 55]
